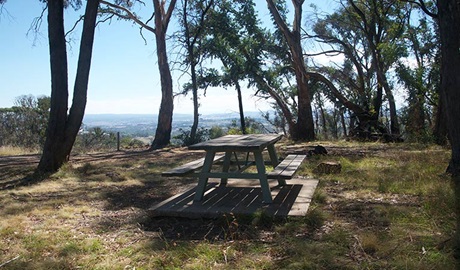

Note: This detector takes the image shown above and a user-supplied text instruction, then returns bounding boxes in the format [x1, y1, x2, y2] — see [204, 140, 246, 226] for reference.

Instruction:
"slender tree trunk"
[437, 0, 460, 261]
[374, 57, 399, 135]
[189, 58, 199, 143]
[150, 0, 177, 150]
[234, 80, 246, 134]
[318, 97, 328, 140]
[253, 73, 296, 136]
[66, 0, 99, 151]
[340, 109, 347, 137]
[37, 0, 99, 174]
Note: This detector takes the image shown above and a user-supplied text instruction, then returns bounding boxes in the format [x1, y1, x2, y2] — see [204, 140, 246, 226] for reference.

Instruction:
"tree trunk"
[37, 0, 99, 174]
[437, 0, 460, 261]
[189, 56, 199, 144]
[150, 0, 177, 150]
[433, 87, 448, 145]
[253, 73, 296, 136]
[340, 108, 347, 137]
[317, 96, 328, 139]
[266, 0, 315, 141]
[234, 80, 246, 134]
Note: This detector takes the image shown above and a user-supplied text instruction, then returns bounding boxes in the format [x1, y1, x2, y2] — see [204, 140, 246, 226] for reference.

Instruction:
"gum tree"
[266, 0, 315, 141]
[100, 0, 177, 150]
[37, 0, 100, 173]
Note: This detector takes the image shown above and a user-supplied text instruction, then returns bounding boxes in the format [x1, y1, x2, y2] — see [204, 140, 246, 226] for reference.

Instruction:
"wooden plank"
[268, 154, 306, 179]
[288, 179, 318, 216]
[149, 183, 217, 214]
[162, 154, 225, 176]
[188, 134, 283, 152]
[148, 179, 319, 218]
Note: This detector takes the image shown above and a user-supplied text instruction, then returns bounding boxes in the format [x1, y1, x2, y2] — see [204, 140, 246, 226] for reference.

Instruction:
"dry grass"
[0, 146, 39, 156]
[0, 142, 456, 269]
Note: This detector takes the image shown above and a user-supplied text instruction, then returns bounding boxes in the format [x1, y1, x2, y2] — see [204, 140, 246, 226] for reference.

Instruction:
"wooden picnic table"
[162, 134, 306, 204]
[189, 134, 284, 203]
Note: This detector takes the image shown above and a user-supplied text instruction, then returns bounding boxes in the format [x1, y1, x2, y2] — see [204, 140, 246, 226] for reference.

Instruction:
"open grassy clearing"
[0, 141, 456, 269]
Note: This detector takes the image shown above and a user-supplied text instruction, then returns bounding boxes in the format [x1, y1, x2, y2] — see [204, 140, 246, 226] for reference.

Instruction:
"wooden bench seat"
[268, 154, 306, 179]
[162, 154, 225, 177]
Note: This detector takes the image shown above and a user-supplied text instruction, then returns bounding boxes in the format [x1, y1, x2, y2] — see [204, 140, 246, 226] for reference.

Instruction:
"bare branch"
[304, 50, 343, 57]
[100, 0, 155, 32]
[403, 0, 438, 18]
[65, 15, 85, 37]
[164, 0, 178, 29]
[27, 5, 47, 45]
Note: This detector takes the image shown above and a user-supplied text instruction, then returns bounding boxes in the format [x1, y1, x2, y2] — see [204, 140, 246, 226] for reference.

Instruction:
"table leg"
[267, 144, 285, 185]
[194, 151, 216, 202]
[267, 144, 279, 166]
[220, 151, 232, 185]
[254, 150, 273, 203]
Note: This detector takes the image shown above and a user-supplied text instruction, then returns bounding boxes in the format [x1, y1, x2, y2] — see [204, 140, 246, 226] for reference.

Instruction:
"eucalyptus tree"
[347, 0, 409, 136]
[199, 0, 262, 134]
[37, 0, 100, 174]
[176, 0, 214, 143]
[396, 14, 442, 142]
[309, 7, 387, 139]
[309, 0, 411, 140]
[100, 0, 177, 150]
[265, 0, 315, 141]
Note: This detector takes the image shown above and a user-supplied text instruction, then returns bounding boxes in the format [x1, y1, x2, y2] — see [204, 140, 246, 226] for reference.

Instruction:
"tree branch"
[404, 0, 438, 18]
[27, 5, 47, 45]
[65, 15, 84, 37]
[266, 0, 293, 39]
[100, 0, 156, 32]
[304, 50, 343, 57]
[164, 0, 178, 30]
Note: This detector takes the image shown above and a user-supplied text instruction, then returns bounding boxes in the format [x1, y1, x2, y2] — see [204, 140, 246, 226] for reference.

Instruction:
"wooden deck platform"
[148, 178, 319, 219]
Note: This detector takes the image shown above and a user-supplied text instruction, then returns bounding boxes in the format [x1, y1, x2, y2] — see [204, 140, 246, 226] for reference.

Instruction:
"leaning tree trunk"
[37, 0, 99, 174]
[150, 0, 177, 150]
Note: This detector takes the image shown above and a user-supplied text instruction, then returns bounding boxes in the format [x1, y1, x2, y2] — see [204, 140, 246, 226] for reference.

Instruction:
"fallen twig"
[0, 255, 20, 268]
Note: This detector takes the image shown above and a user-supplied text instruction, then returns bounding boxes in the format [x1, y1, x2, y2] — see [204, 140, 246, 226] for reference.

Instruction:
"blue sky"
[0, 0, 336, 115]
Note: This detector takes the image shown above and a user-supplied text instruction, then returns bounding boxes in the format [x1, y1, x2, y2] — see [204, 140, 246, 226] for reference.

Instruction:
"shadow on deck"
[148, 178, 319, 219]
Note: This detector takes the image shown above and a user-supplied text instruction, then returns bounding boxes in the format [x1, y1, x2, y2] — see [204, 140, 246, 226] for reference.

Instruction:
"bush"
[173, 128, 209, 146]
[73, 127, 116, 153]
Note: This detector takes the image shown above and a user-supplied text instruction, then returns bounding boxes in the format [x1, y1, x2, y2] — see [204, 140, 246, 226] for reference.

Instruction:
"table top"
[188, 134, 283, 152]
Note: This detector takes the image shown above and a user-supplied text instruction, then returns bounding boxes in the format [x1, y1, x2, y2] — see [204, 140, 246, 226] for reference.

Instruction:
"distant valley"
[82, 111, 273, 137]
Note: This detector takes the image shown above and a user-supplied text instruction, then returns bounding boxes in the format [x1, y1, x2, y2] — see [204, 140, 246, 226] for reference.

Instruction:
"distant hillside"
[82, 111, 272, 137]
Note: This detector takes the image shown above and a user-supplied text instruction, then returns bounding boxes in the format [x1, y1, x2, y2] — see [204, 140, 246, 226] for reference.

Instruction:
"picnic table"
[162, 134, 306, 203]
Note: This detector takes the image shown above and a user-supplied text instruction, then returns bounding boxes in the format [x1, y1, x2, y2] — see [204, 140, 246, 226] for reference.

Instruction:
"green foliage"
[0, 95, 50, 150]
[73, 127, 117, 153]
[208, 125, 225, 139]
[227, 117, 266, 134]
[120, 136, 146, 149]
[173, 127, 209, 146]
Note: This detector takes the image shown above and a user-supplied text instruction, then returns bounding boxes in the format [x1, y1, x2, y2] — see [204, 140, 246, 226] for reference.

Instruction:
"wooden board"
[188, 134, 283, 152]
[148, 178, 319, 218]
[162, 154, 225, 176]
[268, 154, 306, 179]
